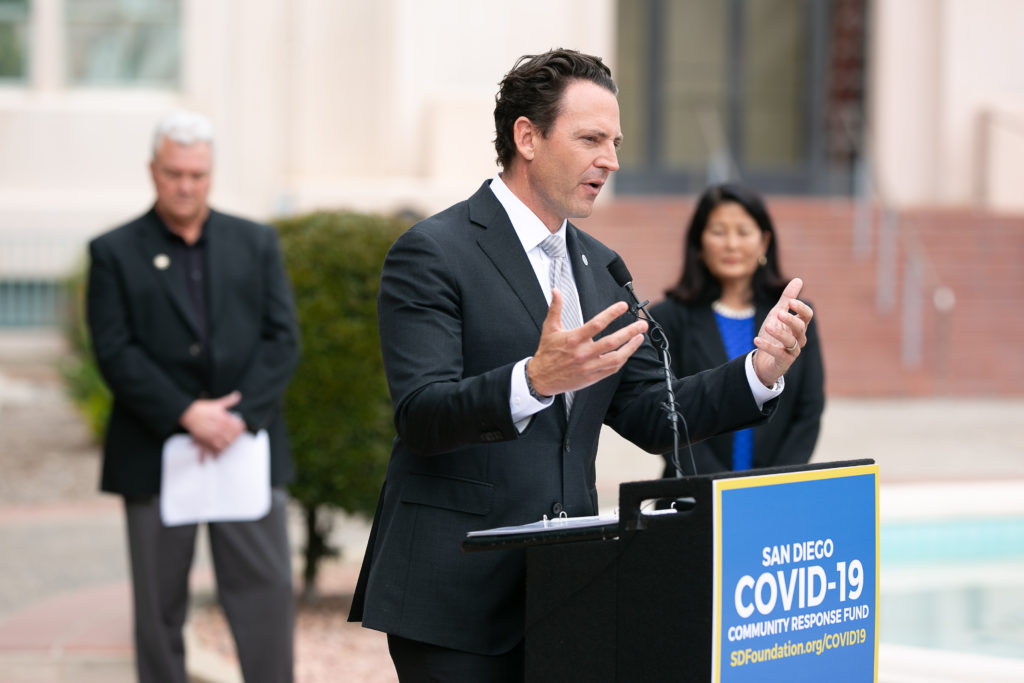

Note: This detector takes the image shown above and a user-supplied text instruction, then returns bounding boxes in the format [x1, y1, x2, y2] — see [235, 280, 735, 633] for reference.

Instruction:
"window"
[615, 0, 867, 195]
[0, 0, 29, 81]
[65, 0, 180, 87]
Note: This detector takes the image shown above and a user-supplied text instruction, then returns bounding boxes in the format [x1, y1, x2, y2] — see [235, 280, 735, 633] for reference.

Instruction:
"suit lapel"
[691, 306, 728, 366]
[470, 185, 593, 424]
[562, 223, 599, 423]
[470, 184, 550, 333]
[564, 224, 598, 322]
[136, 213, 200, 337]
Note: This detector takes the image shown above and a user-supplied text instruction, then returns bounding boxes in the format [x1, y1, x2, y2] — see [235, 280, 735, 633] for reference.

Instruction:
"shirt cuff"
[745, 351, 784, 410]
[510, 357, 553, 430]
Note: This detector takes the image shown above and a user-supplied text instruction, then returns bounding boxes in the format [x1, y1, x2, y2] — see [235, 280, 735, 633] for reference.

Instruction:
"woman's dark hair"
[666, 182, 789, 306]
[493, 48, 617, 168]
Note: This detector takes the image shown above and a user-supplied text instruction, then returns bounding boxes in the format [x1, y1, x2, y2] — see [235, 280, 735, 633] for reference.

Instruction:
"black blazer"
[86, 208, 301, 496]
[349, 181, 777, 655]
[648, 297, 825, 475]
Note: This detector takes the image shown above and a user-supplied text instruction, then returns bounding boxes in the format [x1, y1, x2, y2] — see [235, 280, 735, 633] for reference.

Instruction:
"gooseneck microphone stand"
[606, 257, 694, 479]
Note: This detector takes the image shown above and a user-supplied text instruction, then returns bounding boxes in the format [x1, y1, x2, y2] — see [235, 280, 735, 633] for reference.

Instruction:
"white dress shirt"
[487, 174, 782, 430]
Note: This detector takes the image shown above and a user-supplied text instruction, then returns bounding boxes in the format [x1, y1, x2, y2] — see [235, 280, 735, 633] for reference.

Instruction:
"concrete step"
[580, 198, 1024, 397]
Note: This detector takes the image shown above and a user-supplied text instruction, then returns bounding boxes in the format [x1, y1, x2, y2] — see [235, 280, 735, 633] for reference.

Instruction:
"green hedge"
[276, 210, 409, 594]
[62, 264, 111, 441]
[62, 210, 412, 594]
[276, 211, 408, 519]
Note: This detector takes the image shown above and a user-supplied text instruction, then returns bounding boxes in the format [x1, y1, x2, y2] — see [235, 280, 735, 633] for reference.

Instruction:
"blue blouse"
[713, 311, 756, 470]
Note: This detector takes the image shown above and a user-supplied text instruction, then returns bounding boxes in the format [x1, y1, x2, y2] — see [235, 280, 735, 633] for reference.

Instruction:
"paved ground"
[1, 329, 1023, 682]
[0, 331, 394, 683]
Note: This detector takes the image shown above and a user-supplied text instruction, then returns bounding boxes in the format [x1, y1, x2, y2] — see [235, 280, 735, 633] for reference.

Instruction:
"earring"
[758, 255, 767, 267]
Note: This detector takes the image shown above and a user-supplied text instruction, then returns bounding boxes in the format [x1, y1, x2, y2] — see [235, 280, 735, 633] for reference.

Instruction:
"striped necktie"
[540, 233, 583, 414]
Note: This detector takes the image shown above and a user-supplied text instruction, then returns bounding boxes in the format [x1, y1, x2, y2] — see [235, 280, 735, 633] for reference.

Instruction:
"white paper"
[465, 511, 620, 537]
[160, 429, 271, 526]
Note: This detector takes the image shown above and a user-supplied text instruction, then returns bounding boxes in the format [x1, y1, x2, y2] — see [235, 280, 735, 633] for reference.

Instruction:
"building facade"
[1, 0, 1022, 322]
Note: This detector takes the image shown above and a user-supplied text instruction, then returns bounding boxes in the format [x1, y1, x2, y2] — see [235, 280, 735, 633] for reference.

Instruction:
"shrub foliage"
[275, 211, 409, 594]
[61, 210, 410, 596]
[62, 263, 112, 441]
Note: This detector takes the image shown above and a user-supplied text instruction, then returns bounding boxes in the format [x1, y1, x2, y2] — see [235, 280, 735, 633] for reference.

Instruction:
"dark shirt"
[154, 209, 211, 381]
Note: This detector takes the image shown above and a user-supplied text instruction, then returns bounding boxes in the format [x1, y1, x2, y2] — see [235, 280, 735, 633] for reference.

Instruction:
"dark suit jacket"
[349, 181, 776, 655]
[648, 297, 825, 475]
[86, 208, 301, 496]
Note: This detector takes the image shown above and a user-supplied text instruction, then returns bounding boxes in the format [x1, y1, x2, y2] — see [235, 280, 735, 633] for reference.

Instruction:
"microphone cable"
[607, 256, 697, 478]
[636, 305, 697, 479]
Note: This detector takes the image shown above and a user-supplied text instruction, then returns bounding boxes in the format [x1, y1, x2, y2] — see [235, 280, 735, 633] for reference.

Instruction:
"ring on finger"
[786, 340, 799, 353]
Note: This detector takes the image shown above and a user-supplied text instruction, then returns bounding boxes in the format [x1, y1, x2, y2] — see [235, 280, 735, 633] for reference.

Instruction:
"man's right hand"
[527, 289, 648, 398]
[179, 391, 246, 460]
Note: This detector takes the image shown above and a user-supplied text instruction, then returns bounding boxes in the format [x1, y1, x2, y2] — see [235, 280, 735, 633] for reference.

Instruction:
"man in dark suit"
[87, 110, 300, 683]
[349, 49, 813, 682]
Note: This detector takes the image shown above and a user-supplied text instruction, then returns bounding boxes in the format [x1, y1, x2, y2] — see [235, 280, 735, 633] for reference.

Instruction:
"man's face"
[149, 137, 212, 227]
[524, 80, 622, 231]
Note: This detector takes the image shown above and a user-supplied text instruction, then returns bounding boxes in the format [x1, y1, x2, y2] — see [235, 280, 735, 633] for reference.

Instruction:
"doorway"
[615, 0, 867, 195]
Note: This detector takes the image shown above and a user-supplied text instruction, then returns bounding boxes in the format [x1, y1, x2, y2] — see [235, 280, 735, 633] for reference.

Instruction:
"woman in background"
[650, 183, 825, 476]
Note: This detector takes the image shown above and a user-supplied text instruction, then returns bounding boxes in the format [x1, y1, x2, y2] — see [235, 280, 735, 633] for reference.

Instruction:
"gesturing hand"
[179, 390, 246, 461]
[752, 278, 814, 388]
[527, 289, 649, 398]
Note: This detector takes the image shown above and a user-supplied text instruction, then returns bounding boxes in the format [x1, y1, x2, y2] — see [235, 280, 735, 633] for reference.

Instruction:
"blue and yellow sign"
[711, 464, 879, 682]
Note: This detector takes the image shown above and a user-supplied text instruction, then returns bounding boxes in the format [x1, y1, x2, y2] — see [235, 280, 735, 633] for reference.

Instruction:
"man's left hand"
[752, 278, 813, 388]
[180, 391, 246, 460]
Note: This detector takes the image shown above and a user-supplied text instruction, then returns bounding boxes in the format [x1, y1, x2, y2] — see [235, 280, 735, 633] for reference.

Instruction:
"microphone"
[606, 254, 632, 288]
[606, 256, 696, 482]
[606, 255, 648, 316]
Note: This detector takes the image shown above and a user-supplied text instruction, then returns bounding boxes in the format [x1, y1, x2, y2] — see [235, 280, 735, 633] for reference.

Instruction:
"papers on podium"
[160, 429, 271, 526]
[462, 511, 622, 551]
[466, 511, 620, 537]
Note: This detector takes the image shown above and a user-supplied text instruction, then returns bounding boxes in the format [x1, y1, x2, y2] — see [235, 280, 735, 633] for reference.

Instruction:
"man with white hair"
[86, 110, 300, 682]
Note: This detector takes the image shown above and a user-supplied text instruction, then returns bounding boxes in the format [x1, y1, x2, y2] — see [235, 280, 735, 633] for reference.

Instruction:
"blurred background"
[1, 1, 1022, 681]
[1, 0, 1022, 392]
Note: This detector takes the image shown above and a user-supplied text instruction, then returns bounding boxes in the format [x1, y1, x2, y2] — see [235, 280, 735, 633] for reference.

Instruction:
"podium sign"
[711, 464, 879, 682]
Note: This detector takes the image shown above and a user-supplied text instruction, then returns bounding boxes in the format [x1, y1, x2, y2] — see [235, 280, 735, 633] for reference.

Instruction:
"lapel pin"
[153, 254, 170, 270]
[582, 254, 589, 266]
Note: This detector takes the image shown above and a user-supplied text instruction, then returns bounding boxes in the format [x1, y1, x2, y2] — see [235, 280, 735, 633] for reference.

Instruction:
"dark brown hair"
[493, 48, 617, 168]
[666, 183, 789, 305]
